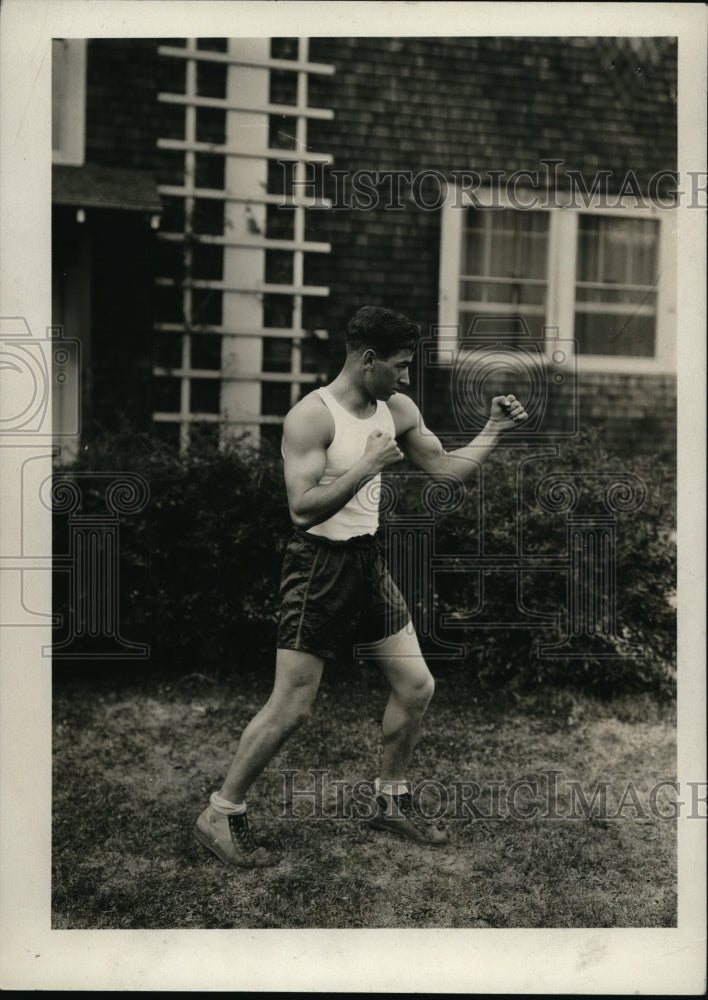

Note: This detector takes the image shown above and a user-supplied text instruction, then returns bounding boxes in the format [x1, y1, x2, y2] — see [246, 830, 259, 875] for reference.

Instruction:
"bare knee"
[418, 671, 436, 707]
[264, 649, 323, 733]
[399, 670, 435, 713]
[282, 700, 313, 732]
[266, 686, 317, 733]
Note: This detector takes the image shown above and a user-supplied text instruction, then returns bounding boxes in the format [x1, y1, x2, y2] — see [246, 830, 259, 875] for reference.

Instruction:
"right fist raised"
[364, 429, 404, 471]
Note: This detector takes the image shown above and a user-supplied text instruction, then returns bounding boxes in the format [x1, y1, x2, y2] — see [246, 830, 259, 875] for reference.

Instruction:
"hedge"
[53, 423, 676, 697]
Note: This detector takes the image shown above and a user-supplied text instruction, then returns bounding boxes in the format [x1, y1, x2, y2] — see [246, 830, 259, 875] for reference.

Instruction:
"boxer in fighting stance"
[196, 306, 528, 866]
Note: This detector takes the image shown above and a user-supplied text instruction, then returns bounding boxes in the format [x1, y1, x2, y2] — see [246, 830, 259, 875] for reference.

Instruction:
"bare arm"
[283, 397, 405, 530]
[391, 393, 528, 482]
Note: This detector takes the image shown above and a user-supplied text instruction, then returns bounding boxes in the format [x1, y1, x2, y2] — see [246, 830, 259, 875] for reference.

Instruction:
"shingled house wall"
[78, 36, 677, 459]
[85, 39, 176, 173]
[304, 36, 677, 458]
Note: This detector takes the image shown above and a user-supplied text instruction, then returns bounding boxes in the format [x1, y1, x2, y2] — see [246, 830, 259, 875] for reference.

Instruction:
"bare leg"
[364, 625, 447, 844]
[373, 625, 435, 781]
[219, 648, 324, 804]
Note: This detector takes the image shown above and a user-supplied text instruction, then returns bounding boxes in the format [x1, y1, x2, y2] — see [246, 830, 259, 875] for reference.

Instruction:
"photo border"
[0, 1, 705, 993]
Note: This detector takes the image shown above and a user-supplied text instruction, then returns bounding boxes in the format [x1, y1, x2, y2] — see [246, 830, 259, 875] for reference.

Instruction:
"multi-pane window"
[575, 216, 659, 357]
[441, 195, 673, 371]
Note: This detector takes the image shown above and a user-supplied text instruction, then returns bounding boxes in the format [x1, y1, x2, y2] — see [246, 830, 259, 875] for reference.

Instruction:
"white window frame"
[439, 185, 676, 375]
[52, 38, 86, 166]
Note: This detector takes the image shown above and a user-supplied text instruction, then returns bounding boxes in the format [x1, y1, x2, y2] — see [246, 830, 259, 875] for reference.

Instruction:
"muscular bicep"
[281, 407, 329, 514]
[389, 393, 445, 473]
[400, 425, 447, 473]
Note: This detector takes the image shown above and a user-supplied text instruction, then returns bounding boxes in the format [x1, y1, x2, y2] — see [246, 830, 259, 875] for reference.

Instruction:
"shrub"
[385, 428, 676, 698]
[53, 424, 290, 673]
[53, 424, 676, 697]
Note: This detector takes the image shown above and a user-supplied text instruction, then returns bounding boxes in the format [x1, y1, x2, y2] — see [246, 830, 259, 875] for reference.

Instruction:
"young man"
[195, 306, 528, 866]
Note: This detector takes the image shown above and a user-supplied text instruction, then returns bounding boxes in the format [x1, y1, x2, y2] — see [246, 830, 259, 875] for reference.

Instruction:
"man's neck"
[327, 368, 377, 418]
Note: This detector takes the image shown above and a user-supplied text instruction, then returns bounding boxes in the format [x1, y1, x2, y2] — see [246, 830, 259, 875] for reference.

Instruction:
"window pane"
[575, 287, 656, 307]
[577, 216, 658, 286]
[463, 209, 548, 279]
[460, 280, 546, 305]
[460, 209, 549, 340]
[574, 312, 655, 357]
[575, 215, 659, 356]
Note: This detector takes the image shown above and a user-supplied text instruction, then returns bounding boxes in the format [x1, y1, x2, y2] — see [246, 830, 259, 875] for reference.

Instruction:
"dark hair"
[345, 306, 420, 358]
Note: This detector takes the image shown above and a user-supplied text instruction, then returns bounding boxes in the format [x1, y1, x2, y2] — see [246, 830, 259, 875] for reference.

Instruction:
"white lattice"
[154, 38, 333, 449]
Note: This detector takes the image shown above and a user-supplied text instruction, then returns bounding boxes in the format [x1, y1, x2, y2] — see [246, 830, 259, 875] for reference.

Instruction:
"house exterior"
[52, 35, 677, 459]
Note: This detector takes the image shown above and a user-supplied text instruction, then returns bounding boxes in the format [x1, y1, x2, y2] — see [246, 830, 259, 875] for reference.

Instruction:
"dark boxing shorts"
[276, 528, 411, 660]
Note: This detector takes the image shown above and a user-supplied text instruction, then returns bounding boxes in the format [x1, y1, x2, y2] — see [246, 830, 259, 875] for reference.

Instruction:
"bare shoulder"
[386, 392, 423, 437]
[283, 390, 334, 450]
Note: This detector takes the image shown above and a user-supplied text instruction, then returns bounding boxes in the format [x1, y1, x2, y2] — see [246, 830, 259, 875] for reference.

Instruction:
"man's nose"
[398, 370, 410, 386]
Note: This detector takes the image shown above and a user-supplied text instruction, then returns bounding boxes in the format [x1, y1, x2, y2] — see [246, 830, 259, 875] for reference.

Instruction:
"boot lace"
[227, 812, 260, 854]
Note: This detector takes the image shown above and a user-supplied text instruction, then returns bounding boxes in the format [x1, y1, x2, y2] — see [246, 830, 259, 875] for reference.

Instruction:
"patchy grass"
[52, 665, 676, 929]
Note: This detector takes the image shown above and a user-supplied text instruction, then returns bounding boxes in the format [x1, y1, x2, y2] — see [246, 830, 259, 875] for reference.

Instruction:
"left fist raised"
[490, 394, 529, 429]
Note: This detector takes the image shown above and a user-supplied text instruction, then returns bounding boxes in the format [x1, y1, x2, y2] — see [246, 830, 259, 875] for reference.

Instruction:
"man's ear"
[362, 348, 376, 369]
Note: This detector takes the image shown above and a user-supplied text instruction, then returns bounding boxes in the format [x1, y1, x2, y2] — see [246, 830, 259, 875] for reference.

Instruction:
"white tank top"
[306, 385, 396, 541]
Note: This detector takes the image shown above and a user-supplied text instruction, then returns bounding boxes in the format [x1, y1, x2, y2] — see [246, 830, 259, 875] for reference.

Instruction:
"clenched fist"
[363, 429, 405, 471]
[490, 394, 529, 430]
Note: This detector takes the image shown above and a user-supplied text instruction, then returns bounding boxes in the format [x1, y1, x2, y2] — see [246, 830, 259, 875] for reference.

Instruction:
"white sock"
[375, 778, 410, 798]
[210, 792, 247, 815]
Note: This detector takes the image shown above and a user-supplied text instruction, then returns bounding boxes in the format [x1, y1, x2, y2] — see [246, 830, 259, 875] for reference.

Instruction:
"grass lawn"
[52, 663, 676, 929]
